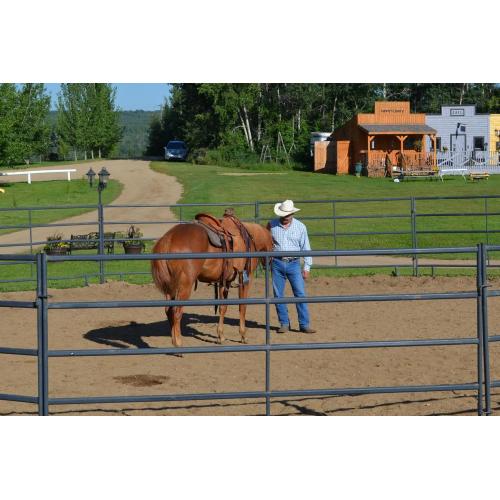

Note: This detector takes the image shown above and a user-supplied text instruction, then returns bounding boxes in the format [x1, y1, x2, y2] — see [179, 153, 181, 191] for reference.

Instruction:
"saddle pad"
[194, 221, 223, 248]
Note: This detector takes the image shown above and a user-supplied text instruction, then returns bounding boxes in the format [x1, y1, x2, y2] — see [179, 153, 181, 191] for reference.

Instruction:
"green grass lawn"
[151, 161, 500, 254]
[0, 178, 122, 236]
[2, 161, 499, 292]
[0, 241, 154, 292]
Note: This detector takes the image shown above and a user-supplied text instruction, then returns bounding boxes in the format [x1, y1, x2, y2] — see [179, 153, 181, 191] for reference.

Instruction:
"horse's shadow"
[84, 313, 266, 349]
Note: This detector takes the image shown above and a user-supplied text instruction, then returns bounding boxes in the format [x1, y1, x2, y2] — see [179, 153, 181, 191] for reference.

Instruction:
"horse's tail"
[151, 240, 172, 297]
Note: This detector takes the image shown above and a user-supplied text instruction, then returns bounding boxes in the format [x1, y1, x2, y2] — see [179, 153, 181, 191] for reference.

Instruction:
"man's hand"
[302, 270, 310, 280]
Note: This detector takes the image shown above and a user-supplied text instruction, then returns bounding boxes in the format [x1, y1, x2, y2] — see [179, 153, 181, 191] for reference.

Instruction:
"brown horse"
[151, 216, 273, 347]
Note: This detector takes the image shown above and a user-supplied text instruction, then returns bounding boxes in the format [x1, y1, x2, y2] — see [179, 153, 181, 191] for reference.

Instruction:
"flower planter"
[122, 243, 143, 254]
[45, 247, 69, 256]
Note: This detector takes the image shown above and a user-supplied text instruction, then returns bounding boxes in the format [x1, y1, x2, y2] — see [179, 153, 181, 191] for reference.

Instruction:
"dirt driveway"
[1, 275, 500, 416]
[0, 160, 183, 253]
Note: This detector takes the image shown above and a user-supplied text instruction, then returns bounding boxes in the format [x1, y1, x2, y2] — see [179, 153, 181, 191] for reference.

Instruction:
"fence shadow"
[84, 312, 267, 348]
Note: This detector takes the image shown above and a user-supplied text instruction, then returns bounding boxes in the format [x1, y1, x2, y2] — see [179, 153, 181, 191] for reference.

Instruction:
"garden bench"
[69, 232, 116, 254]
[469, 172, 489, 181]
[438, 168, 468, 181]
[392, 167, 439, 181]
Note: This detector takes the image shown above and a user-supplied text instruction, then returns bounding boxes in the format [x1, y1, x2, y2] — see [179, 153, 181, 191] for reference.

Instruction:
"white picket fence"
[437, 151, 500, 174]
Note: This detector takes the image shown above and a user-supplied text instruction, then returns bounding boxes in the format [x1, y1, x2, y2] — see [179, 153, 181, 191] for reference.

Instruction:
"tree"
[0, 83, 50, 166]
[57, 83, 87, 160]
[145, 83, 500, 166]
[87, 83, 122, 158]
[57, 83, 122, 160]
[16, 84, 51, 162]
[0, 84, 21, 165]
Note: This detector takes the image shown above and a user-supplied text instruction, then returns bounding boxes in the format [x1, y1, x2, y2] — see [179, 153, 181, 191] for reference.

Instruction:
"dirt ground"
[2, 161, 500, 416]
[2, 275, 500, 416]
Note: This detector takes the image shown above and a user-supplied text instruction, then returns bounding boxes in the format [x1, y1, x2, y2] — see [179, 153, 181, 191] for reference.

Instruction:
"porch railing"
[361, 150, 500, 176]
[360, 152, 435, 177]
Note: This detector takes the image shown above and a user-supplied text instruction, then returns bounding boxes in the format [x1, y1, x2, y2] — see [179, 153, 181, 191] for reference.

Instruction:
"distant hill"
[115, 110, 158, 157]
[49, 110, 158, 158]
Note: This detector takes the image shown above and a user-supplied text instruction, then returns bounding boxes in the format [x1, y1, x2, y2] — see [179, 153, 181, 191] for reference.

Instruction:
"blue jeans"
[271, 258, 310, 329]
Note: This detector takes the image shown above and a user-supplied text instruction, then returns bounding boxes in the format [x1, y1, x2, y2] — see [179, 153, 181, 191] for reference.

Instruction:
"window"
[430, 137, 441, 151]
[473, 137, 485, 151]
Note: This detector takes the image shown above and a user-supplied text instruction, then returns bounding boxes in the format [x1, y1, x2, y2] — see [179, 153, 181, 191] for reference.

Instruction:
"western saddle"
[194, 209, 255, 291]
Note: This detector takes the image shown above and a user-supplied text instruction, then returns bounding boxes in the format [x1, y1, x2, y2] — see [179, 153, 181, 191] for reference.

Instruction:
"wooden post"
[431, 135, 437, 170]
[396, 135, 407, 153]
[367, 135, 374, 166]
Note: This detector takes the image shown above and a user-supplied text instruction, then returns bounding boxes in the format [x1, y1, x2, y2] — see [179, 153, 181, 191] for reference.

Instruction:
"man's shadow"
[84, 312, 266, 349]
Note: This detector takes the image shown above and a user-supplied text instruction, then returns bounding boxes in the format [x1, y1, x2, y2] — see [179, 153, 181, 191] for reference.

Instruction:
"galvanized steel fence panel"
[0, 245, 496, 416]
[3, 194, 500, 286]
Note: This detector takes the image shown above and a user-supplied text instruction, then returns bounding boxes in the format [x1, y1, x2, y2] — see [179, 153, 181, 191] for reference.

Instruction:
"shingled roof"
[359, 124, 437, 134]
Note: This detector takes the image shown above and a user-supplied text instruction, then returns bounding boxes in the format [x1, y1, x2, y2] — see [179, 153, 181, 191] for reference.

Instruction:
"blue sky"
[44, 83, 171, 111]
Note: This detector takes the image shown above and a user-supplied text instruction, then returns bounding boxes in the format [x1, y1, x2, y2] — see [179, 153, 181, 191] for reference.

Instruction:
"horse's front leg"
[216, 285, 229, 344]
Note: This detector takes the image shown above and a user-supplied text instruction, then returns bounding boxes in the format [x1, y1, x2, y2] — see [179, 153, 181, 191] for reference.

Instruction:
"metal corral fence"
[2, 194, 500, 286]
[0, 244, 498, 416]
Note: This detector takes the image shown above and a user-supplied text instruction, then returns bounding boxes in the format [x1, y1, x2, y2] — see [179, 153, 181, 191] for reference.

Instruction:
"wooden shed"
[328, 102, 438, 176]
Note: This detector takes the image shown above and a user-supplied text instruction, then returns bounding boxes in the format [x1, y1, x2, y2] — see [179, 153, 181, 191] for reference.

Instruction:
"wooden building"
[425, 105, 490, 153]
[321, 102, 438, 176]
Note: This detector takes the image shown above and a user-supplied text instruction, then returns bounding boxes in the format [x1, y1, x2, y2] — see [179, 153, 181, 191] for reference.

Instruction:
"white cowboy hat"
[274, 199, 301, 217]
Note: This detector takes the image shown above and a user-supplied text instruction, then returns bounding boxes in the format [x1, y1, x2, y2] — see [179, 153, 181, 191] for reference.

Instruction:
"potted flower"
[44, 233, 70, 256]
[122, 225, 145, 254]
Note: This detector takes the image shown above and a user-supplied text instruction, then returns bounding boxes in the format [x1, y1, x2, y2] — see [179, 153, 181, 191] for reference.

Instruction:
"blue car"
[164, 140, 188, 161]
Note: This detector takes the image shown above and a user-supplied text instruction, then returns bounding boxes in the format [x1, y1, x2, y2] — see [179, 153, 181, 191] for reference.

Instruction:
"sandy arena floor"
[1, 275, 500, 416]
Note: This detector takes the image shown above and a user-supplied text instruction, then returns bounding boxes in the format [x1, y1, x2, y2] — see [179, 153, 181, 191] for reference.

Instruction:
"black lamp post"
[86, 167, 110, 284]
[86, 168, 96, 187]
[98, 166, 110, 189]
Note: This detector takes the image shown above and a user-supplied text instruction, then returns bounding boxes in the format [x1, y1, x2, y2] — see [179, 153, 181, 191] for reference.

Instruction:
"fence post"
[479, 243, 491, 415]
[475, 244, 487, 415]
[98, 188, 105, 284]
[36, 252, 49, 416]
[485, 198, 490, 265]
[29, 209, 35, 279]
[410, 197, 418, 276]
[332, 201, 338, 267]
[28, 209, 33, 255]
[264, 255, 271, 416]
[254, 202, 260, 225]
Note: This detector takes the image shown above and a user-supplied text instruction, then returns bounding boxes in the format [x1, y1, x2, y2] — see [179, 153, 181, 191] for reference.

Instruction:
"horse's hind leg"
[170, 276, 194, 348]
[164, 293, 171, 317]
[216, 286, 229, 344]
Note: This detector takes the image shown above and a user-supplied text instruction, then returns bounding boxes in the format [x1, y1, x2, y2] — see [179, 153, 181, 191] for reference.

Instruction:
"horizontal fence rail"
[3, 194, 500, 287]
[0, 244, 497, 416]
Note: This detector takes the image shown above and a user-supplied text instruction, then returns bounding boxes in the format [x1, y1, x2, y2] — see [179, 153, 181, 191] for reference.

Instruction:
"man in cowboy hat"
[267, 200, 316, 334]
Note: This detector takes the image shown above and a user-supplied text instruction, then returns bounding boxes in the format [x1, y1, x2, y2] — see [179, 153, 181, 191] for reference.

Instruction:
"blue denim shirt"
[269, 218, 312, 271]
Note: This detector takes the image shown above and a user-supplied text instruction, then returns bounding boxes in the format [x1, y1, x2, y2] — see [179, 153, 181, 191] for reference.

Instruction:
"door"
[450, 134, 466, 151]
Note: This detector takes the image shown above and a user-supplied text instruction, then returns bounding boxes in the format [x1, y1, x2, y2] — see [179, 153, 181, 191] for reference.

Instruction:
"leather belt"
[277, 257, 299, 262]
